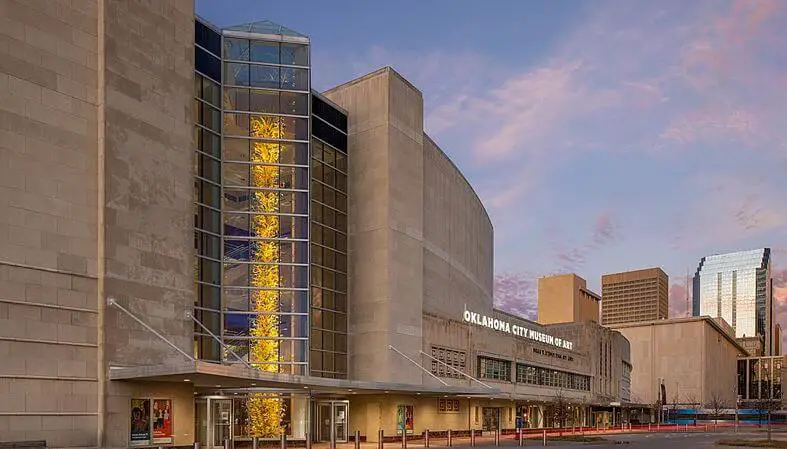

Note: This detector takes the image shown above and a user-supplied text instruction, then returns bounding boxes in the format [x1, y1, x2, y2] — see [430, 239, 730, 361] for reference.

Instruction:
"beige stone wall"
[324, 69, 426, 384]
[615, 319, 740, 407]
[422, 313, 596, 404]
[348, 395, 518, 439]
[0, 1, 195, 447]
[325, 68, 494, 385]
[0, 0, 100, 446]
[100, 1, 196, 447]
[537, 274, 599, 325]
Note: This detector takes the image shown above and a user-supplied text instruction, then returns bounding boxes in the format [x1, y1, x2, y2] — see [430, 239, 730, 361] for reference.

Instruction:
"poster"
[130, 398, 151, 445]
[396, 405, 414, 435]
[152, 399, 174, 444]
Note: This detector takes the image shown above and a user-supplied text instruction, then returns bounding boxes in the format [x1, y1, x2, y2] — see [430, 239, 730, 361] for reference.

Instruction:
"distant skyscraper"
[601, 268, 669, 326]
[692, 248, 773, 354]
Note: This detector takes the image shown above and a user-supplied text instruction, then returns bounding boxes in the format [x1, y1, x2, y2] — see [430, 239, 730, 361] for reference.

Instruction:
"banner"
[152, 399, 173, 444]
[396, 405, 414, 435]
[130, 398, 151, 445]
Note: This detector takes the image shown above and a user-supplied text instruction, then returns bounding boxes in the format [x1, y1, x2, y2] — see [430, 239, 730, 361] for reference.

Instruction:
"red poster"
[152, 399, 173, 443]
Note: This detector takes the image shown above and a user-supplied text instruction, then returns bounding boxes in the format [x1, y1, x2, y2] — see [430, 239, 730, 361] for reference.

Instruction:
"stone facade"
[0, 1, 195, 447]
[613, 317, 746, 407]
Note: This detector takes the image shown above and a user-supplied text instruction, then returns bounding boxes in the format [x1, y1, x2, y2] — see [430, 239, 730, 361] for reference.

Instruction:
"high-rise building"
[692, 248, 773, 354]
[537, 273, 601, 324]
[601, 268, 669, 326]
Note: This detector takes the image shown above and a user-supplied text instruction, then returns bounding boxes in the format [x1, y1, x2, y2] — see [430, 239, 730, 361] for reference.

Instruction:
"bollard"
[648, 423, 651, 432]
[224, 439, 231, 449]
[281, 431, 287, 449]
[402, 429, 407, 449]
[378, 430, 384, 449]
[447, 429, 452, 447]
[306, 433, 312, 449]
[542, 429, 546, 447]
[331, 427, 337, 449]
[253, 437, 259, 449]
[495, 429, 500, 446]
[355, 431, 361, 449]
[471, 429, 476, 447]
[425, 430, 430, 448]
[518, 429, 524, 447]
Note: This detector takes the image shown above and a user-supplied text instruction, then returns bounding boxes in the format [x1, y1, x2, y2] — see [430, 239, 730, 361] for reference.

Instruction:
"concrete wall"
[422, 136, 493, 320]
[615, 319, 741, 407]
[0, 1, 195, 447]
[538, 274, 599, 325]
[100, 1, 196, 447]
[422, 313, 597, 404]
[348, 395, 517, 439]
[324, 68, 424, 384]
[324, 67, 494, 386]
[0, 0, 101, 446]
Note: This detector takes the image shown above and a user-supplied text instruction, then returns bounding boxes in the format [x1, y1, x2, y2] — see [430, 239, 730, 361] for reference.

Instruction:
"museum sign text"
[463, 309, 574, 350]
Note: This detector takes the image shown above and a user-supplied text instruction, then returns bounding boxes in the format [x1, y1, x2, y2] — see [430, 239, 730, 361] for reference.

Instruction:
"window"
[516, 363, 590, 391]
[438, 399, 461, 414]
[430, 346, 466, 379]
[478, 356, 511, 382]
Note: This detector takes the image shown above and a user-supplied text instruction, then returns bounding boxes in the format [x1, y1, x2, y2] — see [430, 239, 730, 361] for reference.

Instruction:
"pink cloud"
[551, 212, 621, 273]
[668, 282, 691, 318]
[494, 272, 538, 320]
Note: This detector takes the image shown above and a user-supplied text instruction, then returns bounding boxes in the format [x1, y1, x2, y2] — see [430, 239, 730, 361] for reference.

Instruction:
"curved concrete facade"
[422, 134, 494, 319]
[324, 67, 494, 385]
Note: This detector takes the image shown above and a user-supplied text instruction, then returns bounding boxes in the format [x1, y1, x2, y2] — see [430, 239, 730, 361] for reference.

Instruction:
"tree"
[683, 393, 699, 426]
[548, 390, 570, 433]
[752, 396, 780, 441]
[669, 391, 681, 424]
[705, 391, 728, 430]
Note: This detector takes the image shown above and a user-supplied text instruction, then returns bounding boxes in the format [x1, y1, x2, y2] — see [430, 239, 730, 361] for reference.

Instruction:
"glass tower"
[693, 248, 772, 352]
[193, 18, 349, 381]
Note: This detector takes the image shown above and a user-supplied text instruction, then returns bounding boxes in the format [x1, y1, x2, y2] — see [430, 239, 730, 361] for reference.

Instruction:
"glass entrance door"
[334, 403, 347, 442]
[209, 398, 233, 449]
[315, 401, 349, 443]
[482, 407, 500, 430]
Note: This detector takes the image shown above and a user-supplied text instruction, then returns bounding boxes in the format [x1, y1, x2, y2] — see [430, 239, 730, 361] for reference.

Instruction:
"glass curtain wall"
[194, 19, 223, 362]
[309, 94, 349, 379]
[694, 249, 771, 341]
[220, 31, 310, 377]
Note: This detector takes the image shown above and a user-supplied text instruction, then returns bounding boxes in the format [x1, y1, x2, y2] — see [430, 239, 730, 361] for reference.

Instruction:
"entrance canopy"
[109, 360, 501, 396]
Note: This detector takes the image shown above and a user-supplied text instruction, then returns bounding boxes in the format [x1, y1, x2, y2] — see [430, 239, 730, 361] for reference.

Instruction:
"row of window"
[312, 139, 348, 172]
[516, 364, 590, 391]
[476, 356, 591, 391]
[225, 63, 308, 91]
[224, 87, 308, 116]
[311, 223, 347, 252]
[311, 264, 348, 290]
[311, 287, 347, 313]
[224, 38, 308, 66]
[430, 346, 467, 379]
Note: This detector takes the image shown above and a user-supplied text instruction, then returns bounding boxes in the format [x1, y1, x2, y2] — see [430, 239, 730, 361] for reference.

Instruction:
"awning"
[109, 361, 501, 396]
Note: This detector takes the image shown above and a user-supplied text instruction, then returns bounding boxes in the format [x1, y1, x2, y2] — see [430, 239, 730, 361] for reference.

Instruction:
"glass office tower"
[693, 248, 773, 353]
[192, 18, 349, 443]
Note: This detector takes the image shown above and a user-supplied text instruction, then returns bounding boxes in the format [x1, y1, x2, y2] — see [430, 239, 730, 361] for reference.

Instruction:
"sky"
[197, 0, 787, 340]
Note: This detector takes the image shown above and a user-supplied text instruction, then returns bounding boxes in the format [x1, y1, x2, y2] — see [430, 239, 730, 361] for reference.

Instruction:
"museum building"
[0, 4, 630, 448]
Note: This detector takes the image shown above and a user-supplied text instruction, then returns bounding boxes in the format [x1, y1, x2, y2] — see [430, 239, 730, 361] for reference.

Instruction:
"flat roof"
[610, 315, 747, 354]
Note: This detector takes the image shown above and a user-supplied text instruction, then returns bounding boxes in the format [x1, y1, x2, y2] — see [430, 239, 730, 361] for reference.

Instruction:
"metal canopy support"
[106, 297, 195, 362]
[388, 345, 448, 386]
[185, 310, 252, 369]
[419, 350, 494, 389]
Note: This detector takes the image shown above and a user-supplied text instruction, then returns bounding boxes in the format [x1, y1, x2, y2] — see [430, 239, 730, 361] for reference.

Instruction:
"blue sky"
[197, 0, 787, 324]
